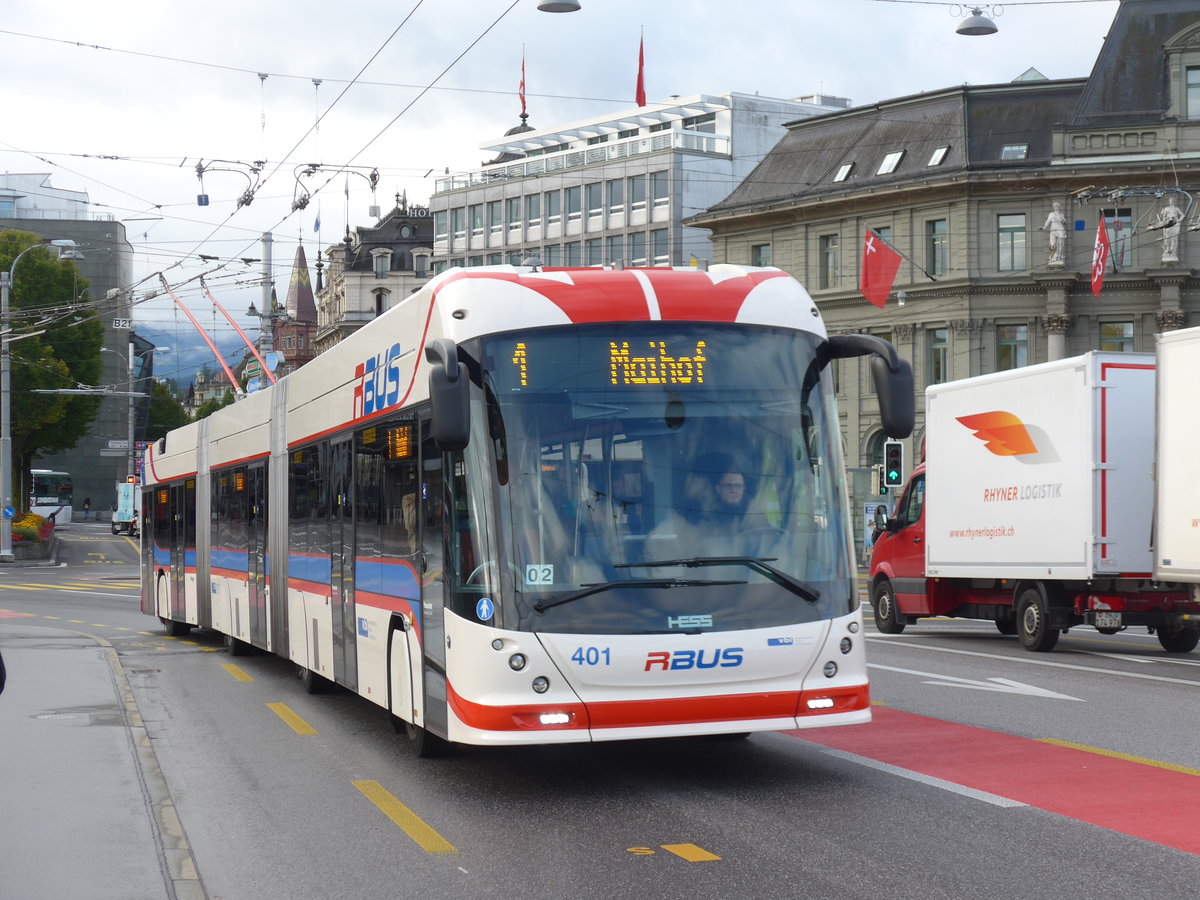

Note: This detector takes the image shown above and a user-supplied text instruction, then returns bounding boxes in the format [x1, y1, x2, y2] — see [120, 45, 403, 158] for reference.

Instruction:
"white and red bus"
[142, 264, 912, 754]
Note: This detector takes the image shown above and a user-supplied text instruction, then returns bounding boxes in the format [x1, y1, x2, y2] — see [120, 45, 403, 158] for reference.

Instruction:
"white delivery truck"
[112, 479, 140, 536]
[1154, 326, 1200, 634]
[870, 351, 1200, 652]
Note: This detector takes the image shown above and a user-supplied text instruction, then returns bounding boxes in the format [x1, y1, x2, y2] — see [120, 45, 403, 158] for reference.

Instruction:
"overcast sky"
[0, 0, 1120, 374]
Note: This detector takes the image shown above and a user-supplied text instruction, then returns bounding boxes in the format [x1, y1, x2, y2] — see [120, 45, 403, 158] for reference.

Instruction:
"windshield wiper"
[616, 557, 821, 604]
[533, 578, 746, 613]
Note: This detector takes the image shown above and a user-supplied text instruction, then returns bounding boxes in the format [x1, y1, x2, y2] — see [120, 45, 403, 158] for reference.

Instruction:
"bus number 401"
[571, 646, 611, 666]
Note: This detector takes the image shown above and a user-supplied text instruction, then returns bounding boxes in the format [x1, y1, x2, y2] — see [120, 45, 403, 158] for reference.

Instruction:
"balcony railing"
[435, 130, 729, 193]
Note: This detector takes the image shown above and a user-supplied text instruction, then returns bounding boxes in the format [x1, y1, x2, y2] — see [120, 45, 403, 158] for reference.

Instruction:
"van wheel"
[1156, 624, 1199, 654]
[1016, 587, 1058, 652]
[871, 579, 906, 634]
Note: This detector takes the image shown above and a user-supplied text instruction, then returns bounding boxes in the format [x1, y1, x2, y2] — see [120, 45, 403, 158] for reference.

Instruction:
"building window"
[469, 204, 484, 239]
[649, 122, 672, 133]
[525, 194, 541, 227]
[434, 211, 448, 243]
[585, 182, 603, 216]
[651, 229, 668, 265]
[997, 214, 1026, 272]
[565, 186, 581, 222]
[585, 238, 602, 266]
[544, 190, 561, 226]
[372, 251, 391, 278]
[833, 163, 854, 182]
[927, 219, 948, 276]
[451, 208, 465, 246]
[565, 242, 581, 266]
[587, 134, 609, 145]
[629, 232, 647, 265]
[650, 171, 669, 209]
[488, 200, 502, 236]
[873, 225, 892, 244]
[996, 324, 1028, 371]
[607, 179, 623, 214]
[750, 243, 772, 267]
[1000, 143, 1028, 160]
[607, 234, 624, 264]
[1100, 321, 1133, 352]
[819, 234, 840, 289]
[877, 150, 904, 175]
[628, 175, 646, 211]
[1100, 207, 1133, 269]
[487, 253, 502, 265]
[373, 290, 387, 316]
[617, 128, 638, 139]
[506, 197, 522, 232]
[681, 113, 716, 133]
[927, 146, 950, 166]
[927, 327, 948, 386]
[1189, 67, 1200, 118]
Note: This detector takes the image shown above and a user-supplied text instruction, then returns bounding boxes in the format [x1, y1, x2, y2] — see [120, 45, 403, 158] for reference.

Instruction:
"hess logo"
[644, 648, 744, 671]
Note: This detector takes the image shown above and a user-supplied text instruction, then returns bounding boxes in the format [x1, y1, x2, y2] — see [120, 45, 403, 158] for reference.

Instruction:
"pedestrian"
[82, 497, 91, 521]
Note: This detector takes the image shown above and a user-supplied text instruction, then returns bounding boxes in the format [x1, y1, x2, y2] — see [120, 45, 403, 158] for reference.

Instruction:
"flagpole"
[865, 226, 939, 283]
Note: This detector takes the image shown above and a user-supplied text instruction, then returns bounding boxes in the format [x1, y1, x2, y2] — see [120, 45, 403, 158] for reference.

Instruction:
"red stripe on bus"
[794, 706, 1200, 856]
[446, 682, 868, 732]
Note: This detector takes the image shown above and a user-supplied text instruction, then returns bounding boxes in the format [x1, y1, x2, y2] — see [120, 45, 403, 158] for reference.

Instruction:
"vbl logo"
[644, 648, 744, 671]
[353, 342, 404, 418]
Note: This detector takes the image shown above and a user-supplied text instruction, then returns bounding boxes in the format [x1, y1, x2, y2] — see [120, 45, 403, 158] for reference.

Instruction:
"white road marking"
[868, 663, 1083, 700]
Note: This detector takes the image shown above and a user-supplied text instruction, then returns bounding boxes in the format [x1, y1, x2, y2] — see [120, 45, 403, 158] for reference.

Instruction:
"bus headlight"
[532, 676, 550, 694]
[509, 653, 527, 671]
[823, 661, 838, 678]
[840, 638, 852, 654]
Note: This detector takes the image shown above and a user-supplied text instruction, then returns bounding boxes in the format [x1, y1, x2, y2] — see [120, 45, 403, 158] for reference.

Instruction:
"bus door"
[247, 463, 268, 650]
[419, 419, 448, 736]
[330, 438, 358, 692]
[169, 483, 186, 622]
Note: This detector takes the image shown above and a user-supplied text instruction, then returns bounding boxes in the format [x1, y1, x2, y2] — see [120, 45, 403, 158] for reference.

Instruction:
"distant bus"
[30, 469, 74, 524]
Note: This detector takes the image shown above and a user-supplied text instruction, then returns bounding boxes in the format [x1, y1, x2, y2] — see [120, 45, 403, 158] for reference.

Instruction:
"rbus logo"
[644, 648, 744, 671]
[353, 342, 403, 418]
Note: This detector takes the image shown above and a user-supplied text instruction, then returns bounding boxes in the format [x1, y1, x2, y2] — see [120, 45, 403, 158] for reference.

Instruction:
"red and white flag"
[1091, 215, 1111, 297]
[860, 227, 903, 308]
[519, 50, 526, 118]
[635, 36, 646, 107]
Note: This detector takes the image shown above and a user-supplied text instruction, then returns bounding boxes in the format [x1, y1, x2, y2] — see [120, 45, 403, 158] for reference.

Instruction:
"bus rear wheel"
[159, 616, 191, 637]
[401, 720, 449, 758]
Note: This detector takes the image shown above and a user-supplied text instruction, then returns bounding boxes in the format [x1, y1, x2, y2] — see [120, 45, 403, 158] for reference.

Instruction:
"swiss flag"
[1091, 215, 1111, 298]
[635, 36, 646, 107]
[860, 227, 903, 308]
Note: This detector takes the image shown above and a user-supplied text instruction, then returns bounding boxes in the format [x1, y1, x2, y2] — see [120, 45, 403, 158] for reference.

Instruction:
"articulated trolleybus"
[142, 264, 912, 753]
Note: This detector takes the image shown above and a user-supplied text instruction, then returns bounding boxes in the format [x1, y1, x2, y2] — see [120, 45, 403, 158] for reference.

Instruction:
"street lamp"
[0, 238, 83, 562]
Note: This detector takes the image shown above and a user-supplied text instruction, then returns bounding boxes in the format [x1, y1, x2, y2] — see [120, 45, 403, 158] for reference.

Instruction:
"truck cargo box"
[926, 352, 1155, 581]
[1154, 326, 1200, 582]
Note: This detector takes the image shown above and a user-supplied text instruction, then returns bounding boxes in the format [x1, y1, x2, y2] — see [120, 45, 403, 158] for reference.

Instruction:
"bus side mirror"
[826, 334, 915, 439]
[426, 338, 470, 451]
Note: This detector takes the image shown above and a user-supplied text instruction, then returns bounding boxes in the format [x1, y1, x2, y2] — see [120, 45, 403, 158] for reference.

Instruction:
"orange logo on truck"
[956, 412, 1038, 456]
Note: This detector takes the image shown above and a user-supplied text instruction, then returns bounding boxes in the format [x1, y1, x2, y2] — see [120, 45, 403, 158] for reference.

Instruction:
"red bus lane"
[792, 707, 1200, 856]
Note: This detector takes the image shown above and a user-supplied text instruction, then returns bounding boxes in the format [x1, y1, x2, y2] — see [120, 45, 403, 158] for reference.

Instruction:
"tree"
[0, 229, 103, 505]
[193, 389, 236, 421]
[145, 380, 190, 440]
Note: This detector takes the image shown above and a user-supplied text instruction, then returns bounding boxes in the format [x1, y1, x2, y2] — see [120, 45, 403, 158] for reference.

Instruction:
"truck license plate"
[1094, 612, 1122, 629]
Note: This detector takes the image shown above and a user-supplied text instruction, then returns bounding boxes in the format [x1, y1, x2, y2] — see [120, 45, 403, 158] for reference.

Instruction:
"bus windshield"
[472, 323, 852, 635]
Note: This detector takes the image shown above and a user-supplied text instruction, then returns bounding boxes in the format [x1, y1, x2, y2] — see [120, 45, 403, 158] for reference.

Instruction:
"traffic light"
[883, 441, 904, 488]
[871, 465, 887, 496]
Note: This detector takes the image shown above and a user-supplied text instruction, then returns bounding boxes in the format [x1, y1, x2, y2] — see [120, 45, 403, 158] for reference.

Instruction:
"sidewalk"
[0, 621, 203, 900]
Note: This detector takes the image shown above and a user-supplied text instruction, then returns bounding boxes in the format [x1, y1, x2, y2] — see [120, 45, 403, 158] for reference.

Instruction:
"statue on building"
[1042, 201, 1067, 267]
[1152, 195, 1185, 263]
